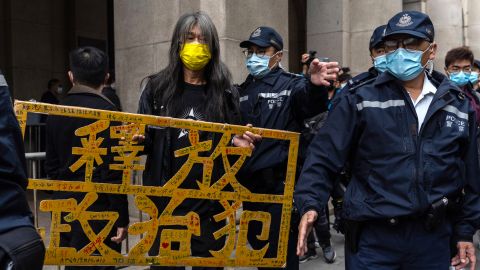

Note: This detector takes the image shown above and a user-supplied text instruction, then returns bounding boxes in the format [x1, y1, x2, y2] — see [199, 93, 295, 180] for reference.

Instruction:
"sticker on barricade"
[14, 100, 299, 268]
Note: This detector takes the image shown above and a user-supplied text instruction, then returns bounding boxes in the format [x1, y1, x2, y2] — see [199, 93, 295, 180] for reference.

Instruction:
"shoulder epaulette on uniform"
[284, 71, 304, 78]
[348, 72, 371, 85]
[347, 71, 377, 91]
[348, 77, 377, 92]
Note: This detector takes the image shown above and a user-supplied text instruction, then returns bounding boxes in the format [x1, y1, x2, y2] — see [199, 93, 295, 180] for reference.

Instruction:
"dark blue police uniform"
[238, 26, 329, 270]
[238, 67, 328, 270]
[295, 69, 480, 268]
[0, 72, 45, 269]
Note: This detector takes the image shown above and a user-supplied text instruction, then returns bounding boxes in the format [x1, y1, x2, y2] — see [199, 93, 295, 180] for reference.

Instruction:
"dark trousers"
[61, 220, 121, 270]
[0, 226, 45, 270]
[243, 202, 299, 270]
[150, 215, 225, 270]
[345, 219, 451, 269]
[307, 205, 331, 249]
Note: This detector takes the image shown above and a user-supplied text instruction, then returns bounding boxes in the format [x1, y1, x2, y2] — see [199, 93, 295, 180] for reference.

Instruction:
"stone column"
[467, 0, 480, 58]
[306, 0, 348, 67]
[306, 0, 401, 75]
[114, 0, 289, 113]
[348, 0, 402, 74]
[425, 0, 464, 71]
[6, 0, 69, 100]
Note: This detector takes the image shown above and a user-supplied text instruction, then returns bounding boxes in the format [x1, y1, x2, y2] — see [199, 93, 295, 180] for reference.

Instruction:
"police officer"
[236, 26, 339, 270]
[444, 47, 480, 123]
[295, 11, 480, 270]
[341, 24, 387, 93]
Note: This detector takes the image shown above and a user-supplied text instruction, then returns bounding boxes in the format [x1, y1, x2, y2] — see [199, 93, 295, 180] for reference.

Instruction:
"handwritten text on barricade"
[14, 101, 299, 268]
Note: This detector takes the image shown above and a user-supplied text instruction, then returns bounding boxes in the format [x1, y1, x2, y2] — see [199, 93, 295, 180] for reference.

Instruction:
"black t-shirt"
[170, 83, 207, 182]
[169, 83, 215, 215]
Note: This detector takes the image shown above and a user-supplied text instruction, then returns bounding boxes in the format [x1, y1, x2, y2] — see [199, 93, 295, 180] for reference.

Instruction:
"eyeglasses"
[242, 49, 268, 58]
[384, 37, 426, 53]
[449, 66, 472, 74]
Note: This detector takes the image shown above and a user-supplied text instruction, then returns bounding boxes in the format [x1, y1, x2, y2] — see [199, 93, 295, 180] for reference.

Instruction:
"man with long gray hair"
[137, 11, 258, 270]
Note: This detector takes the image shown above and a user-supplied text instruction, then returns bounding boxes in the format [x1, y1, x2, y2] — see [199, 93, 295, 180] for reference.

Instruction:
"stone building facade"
[1, 0, 478, 113]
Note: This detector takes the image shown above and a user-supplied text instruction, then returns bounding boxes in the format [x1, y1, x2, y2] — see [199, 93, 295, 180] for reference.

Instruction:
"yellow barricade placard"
[15, 100, 299, 268]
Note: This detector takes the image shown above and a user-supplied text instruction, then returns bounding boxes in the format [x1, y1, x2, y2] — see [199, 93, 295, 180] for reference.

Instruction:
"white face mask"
[110, 82, 116, 89]
[56, 86, 64, 94]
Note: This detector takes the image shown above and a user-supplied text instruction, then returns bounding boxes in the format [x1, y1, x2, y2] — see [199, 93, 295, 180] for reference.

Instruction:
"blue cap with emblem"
[474, 59, 480, 69]
[384, 11, 435, 42]
[369, 25, 386, 50]
[240, 26, 284, 51]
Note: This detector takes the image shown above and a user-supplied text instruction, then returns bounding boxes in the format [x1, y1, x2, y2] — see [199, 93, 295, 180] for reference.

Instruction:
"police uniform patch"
[396, 14, 413, 27]
[251, 28, 261, 38]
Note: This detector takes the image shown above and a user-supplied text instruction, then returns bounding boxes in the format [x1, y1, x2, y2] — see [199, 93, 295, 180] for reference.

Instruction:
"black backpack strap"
[0, 226, 45, 270]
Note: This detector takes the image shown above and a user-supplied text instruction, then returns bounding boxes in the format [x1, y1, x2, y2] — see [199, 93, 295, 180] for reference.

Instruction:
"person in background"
[444, 47, 480, 123]
[340, 25, 387, 94]
[45, 47, 129, 270]
[40, 78, 62, 104]
[40, 78, 63, 123]
[102, 70, 122, 111]
[301, 51, 317, 76]
[337, 67, 352, 89]
[471, 59, 480, 91]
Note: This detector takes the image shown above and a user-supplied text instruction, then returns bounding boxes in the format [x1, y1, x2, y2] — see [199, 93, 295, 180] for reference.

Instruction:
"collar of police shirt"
[407, 72, 437, 132]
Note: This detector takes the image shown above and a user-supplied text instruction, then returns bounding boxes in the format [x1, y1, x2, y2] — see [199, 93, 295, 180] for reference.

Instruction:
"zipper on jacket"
[398, 85, 423, 212]
[416, 91, 451, 206]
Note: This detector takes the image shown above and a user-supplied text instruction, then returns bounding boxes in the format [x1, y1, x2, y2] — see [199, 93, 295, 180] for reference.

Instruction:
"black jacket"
[137, 80, 241, 188]
[45, 85, 129, 227]
[0, 74, 35, 234]
[102, 86, 122, 111]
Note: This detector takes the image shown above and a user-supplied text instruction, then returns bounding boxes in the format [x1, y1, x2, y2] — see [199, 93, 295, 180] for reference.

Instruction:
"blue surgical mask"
[469, 71, 479, 85]
[386, 45, 431, 81]
[245, 52, 280, 78]
[373, 55, 387, 73]
[449, 71, 470, 87]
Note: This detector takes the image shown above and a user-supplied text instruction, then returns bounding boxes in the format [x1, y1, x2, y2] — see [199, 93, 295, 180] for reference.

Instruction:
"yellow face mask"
[179, 43, 212, 71]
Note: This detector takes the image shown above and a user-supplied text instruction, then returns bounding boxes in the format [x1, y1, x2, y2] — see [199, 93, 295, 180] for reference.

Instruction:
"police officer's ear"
[276, 50, 283, 61]
[104, 73, 110, 86]
[427, 42, 437, 62]
[444, 66, 449, 75]
[268, 50, 283, 69]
